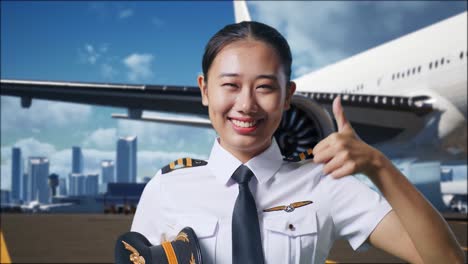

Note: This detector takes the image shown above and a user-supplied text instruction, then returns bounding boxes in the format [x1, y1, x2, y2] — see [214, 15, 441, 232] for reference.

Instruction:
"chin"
[229, 134, 271, 153]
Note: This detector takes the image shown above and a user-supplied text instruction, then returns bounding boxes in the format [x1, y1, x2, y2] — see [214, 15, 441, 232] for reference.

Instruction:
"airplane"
[1, 2, 467, 210]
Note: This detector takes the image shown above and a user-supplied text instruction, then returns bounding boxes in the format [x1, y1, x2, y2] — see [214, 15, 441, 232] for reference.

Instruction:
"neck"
[218, 138, 272, 163]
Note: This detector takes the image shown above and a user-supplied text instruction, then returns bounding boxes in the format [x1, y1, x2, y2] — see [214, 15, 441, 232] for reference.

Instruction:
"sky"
[1, 1, 467, 190]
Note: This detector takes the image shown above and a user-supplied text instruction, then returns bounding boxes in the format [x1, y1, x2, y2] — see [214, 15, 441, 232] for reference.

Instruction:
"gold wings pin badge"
[263, 201, 313, 213]
[122, 240, 145, 264]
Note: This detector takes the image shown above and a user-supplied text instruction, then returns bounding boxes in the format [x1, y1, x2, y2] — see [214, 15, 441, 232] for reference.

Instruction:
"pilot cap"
[115, 227, 203, 264]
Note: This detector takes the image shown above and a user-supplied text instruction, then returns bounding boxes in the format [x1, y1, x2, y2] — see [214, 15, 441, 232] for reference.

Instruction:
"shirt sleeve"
[130, 169, 163, 245]
[324, 174, 392, 251]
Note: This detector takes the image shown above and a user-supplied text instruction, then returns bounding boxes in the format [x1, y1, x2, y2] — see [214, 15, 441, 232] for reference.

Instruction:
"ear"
[198, 74, 209, 106]
[283, 81, 296, 110]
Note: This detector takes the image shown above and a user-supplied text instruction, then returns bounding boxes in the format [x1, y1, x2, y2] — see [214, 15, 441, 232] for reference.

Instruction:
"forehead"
[209, 40, 284, 77]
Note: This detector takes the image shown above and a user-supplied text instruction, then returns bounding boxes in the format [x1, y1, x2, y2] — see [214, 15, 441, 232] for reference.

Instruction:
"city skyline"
[5, 136, 148, 200]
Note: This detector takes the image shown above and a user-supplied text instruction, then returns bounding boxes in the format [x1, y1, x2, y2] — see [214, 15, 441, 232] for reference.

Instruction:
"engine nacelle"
[274, 95, 336, 157]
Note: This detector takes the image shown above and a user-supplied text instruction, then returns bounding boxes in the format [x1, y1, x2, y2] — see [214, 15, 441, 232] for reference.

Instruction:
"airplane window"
[407, 69, 410, 76]
[418, 66, 421, 72]
[460, 51, 464, 59]
[392, 74, 395, 80]
[441, 58, 444, 65]
[412, 68, 416, 74]
[429, 62, 432, 69]
[435, 61, 438, 68]
[397, 73, 400, 78]
[402, 72, 405, 78]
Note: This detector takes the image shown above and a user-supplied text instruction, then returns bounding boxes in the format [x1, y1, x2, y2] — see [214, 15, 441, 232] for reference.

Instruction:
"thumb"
[333, 96, 351, 132]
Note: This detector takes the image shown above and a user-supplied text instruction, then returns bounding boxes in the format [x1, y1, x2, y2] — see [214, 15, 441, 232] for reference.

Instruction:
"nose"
[236, 87, 258, 114]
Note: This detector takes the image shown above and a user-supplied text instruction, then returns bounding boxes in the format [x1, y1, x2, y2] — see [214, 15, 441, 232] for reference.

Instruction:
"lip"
[228, 117, 262, 134]
[229, 116, 257, 122]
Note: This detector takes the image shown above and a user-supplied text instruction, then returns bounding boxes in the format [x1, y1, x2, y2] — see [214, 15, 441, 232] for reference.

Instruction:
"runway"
[1, 213, 466, 263]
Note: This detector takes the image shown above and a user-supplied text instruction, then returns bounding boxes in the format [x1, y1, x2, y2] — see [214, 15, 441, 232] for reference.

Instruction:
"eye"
[222, 83, 238, 88]
[257, 84, 275, 91]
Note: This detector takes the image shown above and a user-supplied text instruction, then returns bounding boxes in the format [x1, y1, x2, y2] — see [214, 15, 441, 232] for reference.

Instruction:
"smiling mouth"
[230, 119, 258, 128]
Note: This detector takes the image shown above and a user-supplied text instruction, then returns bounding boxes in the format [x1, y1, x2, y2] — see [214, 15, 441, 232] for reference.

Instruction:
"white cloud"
[123, 53, 154, 82]
[82, 43, 100, 64]
[249, 2, 351, 74]
[101, 63, 118, 79]
[83, 128, 117, 149]
[119, 9, 134, 19]
[249, 1, 436, 76]
[0, 96, 92, 132]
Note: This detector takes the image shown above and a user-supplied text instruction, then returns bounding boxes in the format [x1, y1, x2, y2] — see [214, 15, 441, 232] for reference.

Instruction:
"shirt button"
[288, 224, 295, 231]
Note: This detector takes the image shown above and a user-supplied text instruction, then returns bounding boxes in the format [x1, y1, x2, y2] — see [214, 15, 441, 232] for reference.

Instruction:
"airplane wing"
[0, 79, 207, 117]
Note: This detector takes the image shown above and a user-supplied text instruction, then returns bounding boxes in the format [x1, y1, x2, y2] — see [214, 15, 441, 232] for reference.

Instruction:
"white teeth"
[231, 119, 257, 128]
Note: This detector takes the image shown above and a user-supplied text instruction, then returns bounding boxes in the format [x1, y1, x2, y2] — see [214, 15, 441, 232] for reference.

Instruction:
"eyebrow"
[218, 73, 278, 81]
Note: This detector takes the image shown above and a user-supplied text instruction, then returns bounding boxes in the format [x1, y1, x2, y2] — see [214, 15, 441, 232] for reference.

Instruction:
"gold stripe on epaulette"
[283, 149, 314, 162]
[299, 152, 306, 160]
[169, 162, 175, 170]
[187, 158, 192, 167]
[177, 158, 183, 166]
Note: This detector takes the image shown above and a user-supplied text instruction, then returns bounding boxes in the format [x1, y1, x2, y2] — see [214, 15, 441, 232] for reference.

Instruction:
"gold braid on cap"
[175, 232, 189, 243]
[121, 240, 145, 264]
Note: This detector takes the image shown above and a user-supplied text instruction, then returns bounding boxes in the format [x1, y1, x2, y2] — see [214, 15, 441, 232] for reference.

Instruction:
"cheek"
[208, 89, 234, 117]
[258, 94, 283, 116]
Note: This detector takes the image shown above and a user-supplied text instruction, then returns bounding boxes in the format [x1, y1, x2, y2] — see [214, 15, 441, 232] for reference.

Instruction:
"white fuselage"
[294, 12, 467, 150]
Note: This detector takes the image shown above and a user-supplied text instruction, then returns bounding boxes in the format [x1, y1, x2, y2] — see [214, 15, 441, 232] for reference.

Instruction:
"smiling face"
[198, 40, 295, 162]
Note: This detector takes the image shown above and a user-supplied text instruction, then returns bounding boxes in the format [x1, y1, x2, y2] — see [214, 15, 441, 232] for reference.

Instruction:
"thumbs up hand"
[312, 96, 385, 179]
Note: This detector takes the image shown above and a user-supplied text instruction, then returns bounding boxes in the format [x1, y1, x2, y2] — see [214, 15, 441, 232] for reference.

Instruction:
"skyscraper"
[116, 136, 137, 183]
[72, 146, 83, 174]
[58, 178, 67, 196]
[69, 173, 85, 196]
[28, 157, 50, 204]
[11, 147, 23, 202]
[85, 174, 99, 196]
[101, 160, 115, 184]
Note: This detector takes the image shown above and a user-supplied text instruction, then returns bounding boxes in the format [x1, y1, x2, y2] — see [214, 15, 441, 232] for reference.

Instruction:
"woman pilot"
[131, 21, 464, 264]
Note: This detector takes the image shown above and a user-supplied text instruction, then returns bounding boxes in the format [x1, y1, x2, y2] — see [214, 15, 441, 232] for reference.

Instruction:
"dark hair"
[202, 21, 292, 83]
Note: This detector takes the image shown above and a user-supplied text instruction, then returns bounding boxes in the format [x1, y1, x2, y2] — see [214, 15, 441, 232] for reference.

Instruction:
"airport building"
[28, 157, 50, 204]
[72, 146, 83, 174]
[11, 147, 23, 202]
[116, 136, 137, 183]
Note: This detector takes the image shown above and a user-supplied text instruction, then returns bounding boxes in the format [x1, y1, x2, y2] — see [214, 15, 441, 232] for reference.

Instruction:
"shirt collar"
[208, 138, 284, 185]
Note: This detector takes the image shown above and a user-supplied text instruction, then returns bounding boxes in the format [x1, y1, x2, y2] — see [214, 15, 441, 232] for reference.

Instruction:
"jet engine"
[274, 95, 336, 158]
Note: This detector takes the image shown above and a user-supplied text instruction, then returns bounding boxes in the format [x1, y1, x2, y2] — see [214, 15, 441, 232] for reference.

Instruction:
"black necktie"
[231, 165, 265, 264]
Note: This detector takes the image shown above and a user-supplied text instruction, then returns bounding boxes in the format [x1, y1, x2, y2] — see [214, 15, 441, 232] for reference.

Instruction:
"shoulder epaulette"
[161, 157, 208, 174]
[283, 148, 314, 162]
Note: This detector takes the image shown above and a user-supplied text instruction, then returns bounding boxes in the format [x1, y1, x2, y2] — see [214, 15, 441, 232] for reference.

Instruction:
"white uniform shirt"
[131, 138, 392, 264]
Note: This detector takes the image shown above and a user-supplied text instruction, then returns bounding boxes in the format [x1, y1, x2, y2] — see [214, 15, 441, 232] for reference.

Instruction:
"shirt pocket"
[263, 210, 317, 264]
[173, 214, 218, 264]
